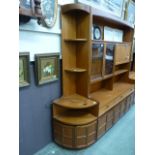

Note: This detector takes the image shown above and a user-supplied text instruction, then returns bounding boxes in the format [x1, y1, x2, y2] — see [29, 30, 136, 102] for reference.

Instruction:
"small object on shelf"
[19, 52, 30, 88]
[104, 26, 123, 42]
[93, 25, 102, 40]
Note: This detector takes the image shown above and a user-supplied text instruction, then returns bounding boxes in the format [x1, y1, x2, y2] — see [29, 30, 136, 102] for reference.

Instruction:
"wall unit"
[52, 3, 135, 149]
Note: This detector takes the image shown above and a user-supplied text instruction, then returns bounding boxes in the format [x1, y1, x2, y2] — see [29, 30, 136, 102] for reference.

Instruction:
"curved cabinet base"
[53, 92, 135, 149]
[53, 120, 97, 149]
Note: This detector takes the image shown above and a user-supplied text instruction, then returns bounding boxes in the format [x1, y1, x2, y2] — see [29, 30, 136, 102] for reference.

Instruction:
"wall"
[19, 62, 62, 155]
[19, 1, 74, 155]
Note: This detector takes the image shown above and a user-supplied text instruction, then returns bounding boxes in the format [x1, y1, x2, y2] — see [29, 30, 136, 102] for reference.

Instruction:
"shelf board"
[65, 68, 87, 73]
[54, 110, 97, 125]
[103, 74, 113, 80]
[90, 76, 103, 84]
[114, 69, 128, 76]
[64, 38, 87, 42]
[89, 82, 134, 116]
[54, 94, 97, 109]
[129, 71, 135, 80]
[115, 62, 129, 66]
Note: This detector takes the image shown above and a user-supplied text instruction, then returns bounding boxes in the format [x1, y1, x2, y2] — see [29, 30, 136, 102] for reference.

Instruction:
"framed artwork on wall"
[40, 0, 58, 28]
[124, 0, 135, 25]
[19, 52, 30, 87]
[35, 53, 59, 85]
[76, 0, 125, 18]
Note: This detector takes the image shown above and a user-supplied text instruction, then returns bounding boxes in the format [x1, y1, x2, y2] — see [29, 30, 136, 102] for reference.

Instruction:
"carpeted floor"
[34, 105, 135, 155]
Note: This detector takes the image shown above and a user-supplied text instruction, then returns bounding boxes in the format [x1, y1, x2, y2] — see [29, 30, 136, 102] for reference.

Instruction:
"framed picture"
[40, 0, 58, 28]
[35, 53, 59, 85]
[19, 52, 30, 87]
[19, 0, 35, 17]
[124, 0, 135, 25]
[76, 0, 125, 18]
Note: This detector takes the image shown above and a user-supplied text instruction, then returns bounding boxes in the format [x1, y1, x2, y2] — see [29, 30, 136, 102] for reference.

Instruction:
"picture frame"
[40, 0, 58, 28]
[19, 52, 30, 88]
[35, 53, 59, 85]
[124, 0, 135, 25]
[76, 0, 125, 18]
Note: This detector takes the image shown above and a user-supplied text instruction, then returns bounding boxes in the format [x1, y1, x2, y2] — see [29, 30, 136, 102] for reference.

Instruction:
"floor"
[34, 105, 135, 155]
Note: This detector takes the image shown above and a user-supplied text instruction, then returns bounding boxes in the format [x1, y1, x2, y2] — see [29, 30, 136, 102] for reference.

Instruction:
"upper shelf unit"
[92, 8, 134, 29]
[61, 4, 134, 29]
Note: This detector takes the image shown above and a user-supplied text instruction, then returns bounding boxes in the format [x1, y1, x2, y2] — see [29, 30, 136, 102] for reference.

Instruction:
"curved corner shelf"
[65, 68, 87, 73]
[54, 110, 97, 125]
[54, 94, 97, 109]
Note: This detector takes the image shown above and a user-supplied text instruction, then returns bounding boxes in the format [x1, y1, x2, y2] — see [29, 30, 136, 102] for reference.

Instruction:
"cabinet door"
[115, 43, 131, 65]
[105, 43, 114, 75]
[75, 121, 97, 148]
[91, 43, 104, 79]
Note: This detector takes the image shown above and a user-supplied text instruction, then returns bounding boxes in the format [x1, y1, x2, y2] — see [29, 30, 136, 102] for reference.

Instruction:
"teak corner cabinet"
[52, 3, 135, 149]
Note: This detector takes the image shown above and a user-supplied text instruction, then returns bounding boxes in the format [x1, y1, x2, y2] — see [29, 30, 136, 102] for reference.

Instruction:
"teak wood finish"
[52, 3, 135, 149]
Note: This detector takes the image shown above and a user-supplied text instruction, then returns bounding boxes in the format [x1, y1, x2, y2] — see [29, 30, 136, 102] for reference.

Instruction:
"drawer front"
[113, 104, 121, 114]
[97, 125, 106, 139]
[130, 92, 135, 105]
[120, 99, 126, 117]
[106, 120, 113, 131]
[106, 109, 114, 121]
[98, 114, 106, 128]
[125, 95, 132, 112]
[113, 112, 120, 124]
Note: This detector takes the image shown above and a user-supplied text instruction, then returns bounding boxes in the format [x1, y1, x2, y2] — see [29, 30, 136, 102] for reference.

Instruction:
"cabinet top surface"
[53, 94, 97, 109]
[61, 3, 134, 29]
[89, 82, 135, 115]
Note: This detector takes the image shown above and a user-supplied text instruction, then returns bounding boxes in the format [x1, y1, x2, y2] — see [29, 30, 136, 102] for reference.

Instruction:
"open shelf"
[54, 94, 97, 109]
[89, 82, 134, 116]
[64, 38, 87, 42]
[65, 68, 87, 73]
[90, 76, 103, 84]
[103, 74, 113, 80]
[54, 110, 97, 125]
[114, 69, 128, 76]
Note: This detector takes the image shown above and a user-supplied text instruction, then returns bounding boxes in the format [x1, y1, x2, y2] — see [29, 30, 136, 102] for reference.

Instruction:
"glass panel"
[91, 43, 104, 79]
[105, 43, 114, 75]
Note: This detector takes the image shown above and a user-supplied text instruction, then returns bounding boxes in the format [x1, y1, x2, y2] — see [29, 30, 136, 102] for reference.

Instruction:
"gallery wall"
[19, 1, 74, 155]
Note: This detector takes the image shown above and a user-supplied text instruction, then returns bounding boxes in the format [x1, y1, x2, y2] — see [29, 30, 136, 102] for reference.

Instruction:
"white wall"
[19, 0, 75, 61]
